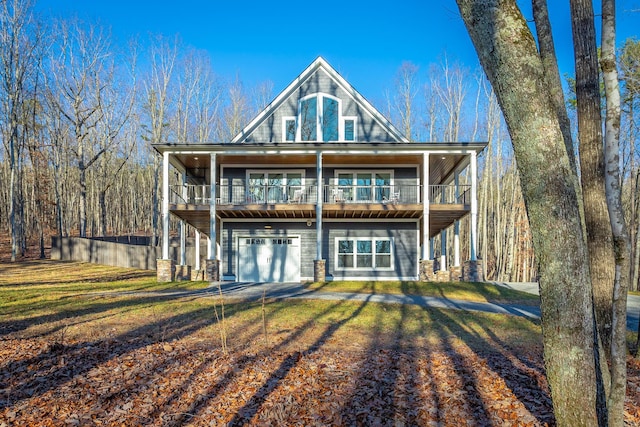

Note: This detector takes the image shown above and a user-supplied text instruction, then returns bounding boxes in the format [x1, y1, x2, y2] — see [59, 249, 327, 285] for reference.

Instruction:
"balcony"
[168, 182, 470, 236]
[169, 183, 470, 206]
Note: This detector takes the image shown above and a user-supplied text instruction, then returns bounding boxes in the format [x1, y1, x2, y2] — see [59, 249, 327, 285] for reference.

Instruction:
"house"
[153, 57, 486, 283]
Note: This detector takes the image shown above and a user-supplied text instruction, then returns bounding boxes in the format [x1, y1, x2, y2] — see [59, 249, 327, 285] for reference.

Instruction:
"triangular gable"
[231, 57, 408, 144]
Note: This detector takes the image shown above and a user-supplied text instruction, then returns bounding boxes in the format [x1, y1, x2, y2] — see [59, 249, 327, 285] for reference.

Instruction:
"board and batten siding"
[244, 68, 397, 143]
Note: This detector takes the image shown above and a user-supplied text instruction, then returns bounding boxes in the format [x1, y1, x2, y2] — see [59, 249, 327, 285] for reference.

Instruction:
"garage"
[238, 236, 301, 282]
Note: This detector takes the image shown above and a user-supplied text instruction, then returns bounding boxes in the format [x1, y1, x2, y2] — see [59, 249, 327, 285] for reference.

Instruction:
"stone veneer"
[175, 265, 191, 282]
[205, 259, 220, 281]
[450, 265, 463, 282]
[419, 260, 436, 281]
[314, 260, 326, 282]
[434, 270, 451, 282]
[463, 260, 484, 282]
[156, 259, 175, 282]
[191, 269, 205, 281]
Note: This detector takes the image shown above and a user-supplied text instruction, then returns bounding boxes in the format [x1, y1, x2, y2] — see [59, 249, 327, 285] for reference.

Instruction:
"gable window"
[284, 118, 296, 141]
[284, 93, 356, 142]
[344, 119, 355, 141]
[322, 97, 339, 141]
[336, 238, 393, 270]
[300, 97, 317, 140]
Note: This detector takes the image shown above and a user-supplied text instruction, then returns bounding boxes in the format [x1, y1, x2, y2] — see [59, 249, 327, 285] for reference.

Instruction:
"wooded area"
[0, 0, 638, 291]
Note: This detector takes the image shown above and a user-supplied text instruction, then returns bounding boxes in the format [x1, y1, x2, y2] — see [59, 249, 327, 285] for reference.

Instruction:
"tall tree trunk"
[532, 0, 577, 171]
[570, 0, 616, 366]
[455, 1, 600, 425]
[601, 1, 630, 425]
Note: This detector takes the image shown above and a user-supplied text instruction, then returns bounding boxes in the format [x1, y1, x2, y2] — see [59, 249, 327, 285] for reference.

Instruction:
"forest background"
[0, 0, 639, 288]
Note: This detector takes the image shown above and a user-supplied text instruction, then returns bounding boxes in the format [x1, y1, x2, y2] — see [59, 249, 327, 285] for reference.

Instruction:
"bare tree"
[392, 61, 419, 141]
[47, 19, 117, 238]
[601, 1, 630, 423]
[0, 0, 41, 260]
[140, 34, 179, 246]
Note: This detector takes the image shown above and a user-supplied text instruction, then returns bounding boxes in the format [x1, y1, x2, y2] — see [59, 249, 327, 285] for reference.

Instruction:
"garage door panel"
[238, 236, 300, 282]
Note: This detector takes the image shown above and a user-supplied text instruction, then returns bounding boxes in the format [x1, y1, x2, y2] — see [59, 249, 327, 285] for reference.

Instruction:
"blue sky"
[35, 0, 639, 105]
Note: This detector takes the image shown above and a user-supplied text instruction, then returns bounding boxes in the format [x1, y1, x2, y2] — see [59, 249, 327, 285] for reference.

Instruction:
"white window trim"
[282, 116, 296, 142]
[333, 169, 394, 184]
[295, 92, 356, 142]
[342, 116, 357, 141]
[246, 169, 306, 202]
[334, 237, 394, 271]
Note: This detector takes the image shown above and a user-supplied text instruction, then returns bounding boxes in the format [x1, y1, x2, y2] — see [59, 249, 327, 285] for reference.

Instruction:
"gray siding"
[244, 69, 399, 143]
[221, 220, 418, 281]
[324, 222, 418, 280]
[222, 221, 317, 280]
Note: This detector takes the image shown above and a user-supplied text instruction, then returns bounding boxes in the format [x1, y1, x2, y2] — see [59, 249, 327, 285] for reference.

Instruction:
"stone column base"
[191, 269, 205, 281]
[463, 260, 484, 282]
[419, 259, 435, 281]
[435, 270, 451, 282]
[205, 259, 220, 282]
[156, 259, 175, 282]
[175, 265, 191, 281]
[314, 260, 326, 282]
[450, 265, 463, 281]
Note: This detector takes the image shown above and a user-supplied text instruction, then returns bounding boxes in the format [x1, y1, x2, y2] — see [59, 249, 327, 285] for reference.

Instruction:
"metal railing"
[170, 183, 470, 206]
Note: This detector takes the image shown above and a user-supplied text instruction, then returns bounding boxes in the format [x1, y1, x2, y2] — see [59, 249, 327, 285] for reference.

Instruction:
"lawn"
[1, 261, 639, 426]
[307, 280, 540, 305]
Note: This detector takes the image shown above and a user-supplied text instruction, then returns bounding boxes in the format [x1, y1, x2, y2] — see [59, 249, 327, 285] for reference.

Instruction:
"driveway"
[493, 281, 640, 332]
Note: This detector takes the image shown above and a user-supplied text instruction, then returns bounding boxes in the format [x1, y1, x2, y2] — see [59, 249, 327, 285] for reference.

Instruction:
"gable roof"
[230, 57, 408, 144]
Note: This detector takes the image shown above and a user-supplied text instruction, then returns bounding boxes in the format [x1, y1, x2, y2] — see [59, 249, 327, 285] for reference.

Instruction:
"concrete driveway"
[493, 281, 640, 332]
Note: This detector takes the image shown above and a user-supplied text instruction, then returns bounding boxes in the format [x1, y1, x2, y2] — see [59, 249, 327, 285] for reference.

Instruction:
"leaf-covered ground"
[1, 259, 640, 426]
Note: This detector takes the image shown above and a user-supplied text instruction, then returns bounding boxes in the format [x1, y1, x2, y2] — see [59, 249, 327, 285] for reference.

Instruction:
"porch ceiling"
[169, 203, 469, 239]
[172, 152, 469, 186]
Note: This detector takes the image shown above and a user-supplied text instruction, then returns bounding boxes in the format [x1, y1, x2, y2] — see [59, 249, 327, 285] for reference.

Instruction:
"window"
[336, 238, 393, 270]
[284, 93, 356, 142]
[323, 97, 339, 141]
[344, 119, 355, 141]
[300, 97, 317, 141]
[247, 170, 305, 203]
[334, 170, 393, 202]
[284, 118, 296, 141]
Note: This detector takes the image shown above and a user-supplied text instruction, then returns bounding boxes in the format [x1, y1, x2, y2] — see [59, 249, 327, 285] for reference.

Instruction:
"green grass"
[0, 261, 543, 351]
[307, 280, 540, 305]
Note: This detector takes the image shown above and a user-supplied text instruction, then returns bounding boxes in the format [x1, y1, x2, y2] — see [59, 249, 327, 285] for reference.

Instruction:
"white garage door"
[238, 236, 300, 282]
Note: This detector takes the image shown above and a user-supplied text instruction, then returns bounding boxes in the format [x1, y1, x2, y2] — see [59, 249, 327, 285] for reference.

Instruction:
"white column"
[162, 151, 170, 260]
[180, 172, 187, 265]
[422, 153, 430, 260]
[440, 229, 447, 271]
[454, 172, 460, 267]
[195, 229, 201, 271]
[206, 236, 211, 259]
[316, 151, 323, 260]
[209, 153, 217, 260]
[470, 151, 478, 261]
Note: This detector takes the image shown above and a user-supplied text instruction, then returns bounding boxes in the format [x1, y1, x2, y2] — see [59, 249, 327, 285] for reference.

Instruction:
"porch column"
[207, 153, 220, 281]
[179, 172, 187, 266]
[470, 151, 478, 261]
[162, 151, 170, 260]
[454, 172, 460, 267]
[194, 230, 201, 271]
[421, 153, 430, 260]
[440, 229, 447, 271]
[314, 151, 325, 281]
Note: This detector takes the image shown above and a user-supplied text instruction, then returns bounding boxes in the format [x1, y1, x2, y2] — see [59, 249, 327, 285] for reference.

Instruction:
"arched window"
[283, 93, 357, 142]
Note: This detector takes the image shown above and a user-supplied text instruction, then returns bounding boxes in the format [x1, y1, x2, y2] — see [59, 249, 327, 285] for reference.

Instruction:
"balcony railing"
[170, 184, 470, 206]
